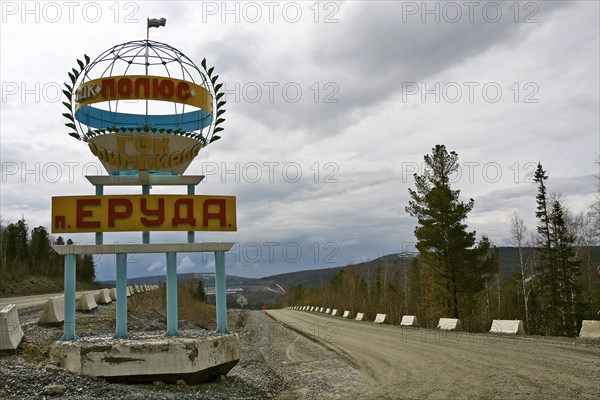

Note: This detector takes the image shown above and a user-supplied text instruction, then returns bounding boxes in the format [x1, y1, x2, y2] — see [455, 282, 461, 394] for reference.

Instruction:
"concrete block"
[95, 289, 112, 305]
[489, 320, 525, 335]
[400, 315, 419, 327]
[579, 320, 600, 339]
[319, 307, 324, 312]
[134, 285, 141, 294]
[49, 333, 241, 384]
[437, 318, 461, 330]
[38, 296, 65, 326]
[0, 304, 24, 350]
[109, 288, 117, 301]
[331, 309, 338, 316]
[127, 286, 134, 296]
[325, 308, 331, 314]
[374, 314, 387, 324]
[355, 312, 365, 321]
[342, 311, 350, 318]
[76, 292, 98, 311]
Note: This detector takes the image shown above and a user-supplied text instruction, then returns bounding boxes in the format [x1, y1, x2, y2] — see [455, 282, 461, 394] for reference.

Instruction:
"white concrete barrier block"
[489, 320, 525, 335]
[374, 313, 387, 324]
[76, 292, 98, 311]
[437, 318, 461, 330]
[325, 308, 330, 314]
[342, 311, 350, 318]
[127, 286, 134, 296]
[38, 296, 65, 325]
[355, 312, 365, 321]
[95, 289, 112, 305]
[400, 315, 419, 327]
[332, 309, 339, 316]
[319, 307, 324, 312]
[579, 320, 600, 339]
[0, 304, 24, 350]
[134, 285, 141, 294]
[109, 288, 117, 301]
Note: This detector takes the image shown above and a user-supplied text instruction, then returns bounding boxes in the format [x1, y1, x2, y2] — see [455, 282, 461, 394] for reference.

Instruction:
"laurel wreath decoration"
[62, 54, 91, 141]
[201, 57, 226, 144]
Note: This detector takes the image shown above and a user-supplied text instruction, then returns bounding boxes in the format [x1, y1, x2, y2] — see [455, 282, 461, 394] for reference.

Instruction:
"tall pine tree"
[406, 145, 498, 319]
[534, 163, 582, 337]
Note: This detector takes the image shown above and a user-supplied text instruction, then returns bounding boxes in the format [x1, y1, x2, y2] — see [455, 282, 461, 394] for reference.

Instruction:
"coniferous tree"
[549, 200, 582, 336]
[30, 226, 51, 276]
[534, 163, 562, 335]
[406, 145, 498, 319]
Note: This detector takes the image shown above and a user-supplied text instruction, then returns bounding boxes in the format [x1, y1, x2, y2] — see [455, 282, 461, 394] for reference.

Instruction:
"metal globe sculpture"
[62, 40, 225, 175]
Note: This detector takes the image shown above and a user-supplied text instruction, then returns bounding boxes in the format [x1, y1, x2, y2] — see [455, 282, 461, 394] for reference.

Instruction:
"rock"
[44, 364, 63, 373]
[43, 384, 67, 395]
[218, 374, 227, 383]
[153, 381, 165, 386]
[176, 379, 187, 385]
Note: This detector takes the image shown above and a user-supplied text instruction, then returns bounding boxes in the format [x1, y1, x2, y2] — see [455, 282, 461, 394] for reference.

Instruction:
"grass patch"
[128, 285, 216, 330]
[20, 331, 62, 364]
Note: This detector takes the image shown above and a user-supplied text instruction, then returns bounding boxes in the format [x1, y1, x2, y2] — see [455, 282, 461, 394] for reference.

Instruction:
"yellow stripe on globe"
[74, 75, 213, 113]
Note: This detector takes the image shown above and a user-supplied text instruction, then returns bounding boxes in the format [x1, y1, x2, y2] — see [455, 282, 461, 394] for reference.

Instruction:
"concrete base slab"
[49, 333, 240, 384]
[0, 304, 24, 350]
[38, 296, 65, 326]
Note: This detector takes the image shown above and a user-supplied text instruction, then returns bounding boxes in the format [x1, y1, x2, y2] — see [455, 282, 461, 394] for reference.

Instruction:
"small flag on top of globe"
[148, 18, 166, 28]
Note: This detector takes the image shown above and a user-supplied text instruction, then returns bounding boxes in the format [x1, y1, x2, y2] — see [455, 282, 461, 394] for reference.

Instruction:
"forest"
[287, 146, 600, 337]
[0, 219, 96, 293]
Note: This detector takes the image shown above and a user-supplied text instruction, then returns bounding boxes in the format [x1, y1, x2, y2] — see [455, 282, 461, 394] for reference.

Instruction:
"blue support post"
[115, 253, 128, 338]
[187, 184, 195, 244]
[95, 184, 103, 245]
[142, 185, 150, 244]
[215, 251, 229, 333]
[165, 252, 179, 336]
[60, 254, 79, 341]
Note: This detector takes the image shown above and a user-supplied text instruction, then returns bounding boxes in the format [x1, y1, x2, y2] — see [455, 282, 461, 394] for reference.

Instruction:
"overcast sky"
[1, 1, 598, 281]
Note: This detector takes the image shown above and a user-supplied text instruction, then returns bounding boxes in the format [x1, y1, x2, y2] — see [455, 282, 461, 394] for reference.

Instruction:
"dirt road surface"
[266, 309, 600, 399]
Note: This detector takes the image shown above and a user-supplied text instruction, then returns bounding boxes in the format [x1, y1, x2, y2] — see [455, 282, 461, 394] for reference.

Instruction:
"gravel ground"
[1, 297, 363, 399]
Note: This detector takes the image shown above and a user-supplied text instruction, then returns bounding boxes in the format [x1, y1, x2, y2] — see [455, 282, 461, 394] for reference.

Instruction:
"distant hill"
[257, 246, 600, 290]
[98, 272, 259, 288]
[256, 253, 416, 289]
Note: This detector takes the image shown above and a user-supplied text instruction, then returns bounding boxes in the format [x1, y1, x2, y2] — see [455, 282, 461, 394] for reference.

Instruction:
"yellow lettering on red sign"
[51, 195, 236, 233]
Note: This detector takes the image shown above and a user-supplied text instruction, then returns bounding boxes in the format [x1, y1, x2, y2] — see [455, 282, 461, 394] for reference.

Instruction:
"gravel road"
[266, 309, 600, 399]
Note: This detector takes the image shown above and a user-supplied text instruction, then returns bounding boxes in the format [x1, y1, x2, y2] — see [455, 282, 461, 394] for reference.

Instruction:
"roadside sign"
[236, 295, 248, 307]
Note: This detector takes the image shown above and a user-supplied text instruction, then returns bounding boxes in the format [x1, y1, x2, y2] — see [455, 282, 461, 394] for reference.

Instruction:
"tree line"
[288, 146, 599, 337]
[0, 218, 96, 290]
